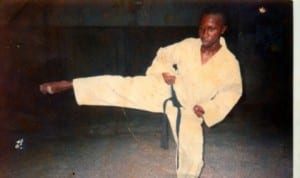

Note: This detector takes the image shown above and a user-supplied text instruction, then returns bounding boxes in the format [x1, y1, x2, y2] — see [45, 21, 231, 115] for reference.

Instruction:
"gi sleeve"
[201, 60, 243, 127]
[145, 47, 177, 77]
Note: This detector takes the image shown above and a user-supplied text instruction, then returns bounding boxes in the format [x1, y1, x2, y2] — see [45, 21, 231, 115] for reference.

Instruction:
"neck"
[200, 42, 222, 65]
[201, 42, 221, 54]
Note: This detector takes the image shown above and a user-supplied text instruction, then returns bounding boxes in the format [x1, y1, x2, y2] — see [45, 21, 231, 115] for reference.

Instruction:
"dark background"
[0, 0, 292, 146]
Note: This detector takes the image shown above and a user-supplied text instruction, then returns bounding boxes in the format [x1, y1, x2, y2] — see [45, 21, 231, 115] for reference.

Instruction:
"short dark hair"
[199, 6, 228, 25]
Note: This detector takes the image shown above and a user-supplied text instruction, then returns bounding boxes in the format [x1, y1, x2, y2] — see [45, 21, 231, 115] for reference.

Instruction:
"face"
[198, 14, 227, 48]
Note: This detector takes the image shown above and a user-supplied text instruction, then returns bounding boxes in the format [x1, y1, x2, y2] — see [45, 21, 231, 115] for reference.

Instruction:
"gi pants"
[73, 75, 204, 177]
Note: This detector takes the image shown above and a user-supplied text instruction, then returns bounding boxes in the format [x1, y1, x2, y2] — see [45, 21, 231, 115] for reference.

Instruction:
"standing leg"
[166, 106, 204, 178]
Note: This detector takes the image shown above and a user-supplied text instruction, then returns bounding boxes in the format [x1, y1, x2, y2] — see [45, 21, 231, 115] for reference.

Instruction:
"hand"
[193, 105, 205, 118]
[162, 72, 176, 85]
[39, 80, 72, 95]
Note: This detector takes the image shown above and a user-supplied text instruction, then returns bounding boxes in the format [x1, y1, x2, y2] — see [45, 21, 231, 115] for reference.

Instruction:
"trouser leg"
[177, 118, 203, 178]
[166, 104, 204, 178]
[73, 75, 169, 112]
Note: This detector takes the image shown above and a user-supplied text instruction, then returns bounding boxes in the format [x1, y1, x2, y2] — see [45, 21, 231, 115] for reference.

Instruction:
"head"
[198, 8, 228, 49]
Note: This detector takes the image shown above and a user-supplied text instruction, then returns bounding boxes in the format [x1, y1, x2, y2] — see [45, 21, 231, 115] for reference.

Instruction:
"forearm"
[201, 84, 242, 127]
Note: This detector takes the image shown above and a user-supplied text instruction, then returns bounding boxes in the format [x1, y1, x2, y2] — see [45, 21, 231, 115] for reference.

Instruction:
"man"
[40, 8, 242, 178]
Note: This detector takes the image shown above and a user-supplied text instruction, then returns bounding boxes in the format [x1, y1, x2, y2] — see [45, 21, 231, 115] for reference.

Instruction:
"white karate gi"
[72, 37, 242, 178]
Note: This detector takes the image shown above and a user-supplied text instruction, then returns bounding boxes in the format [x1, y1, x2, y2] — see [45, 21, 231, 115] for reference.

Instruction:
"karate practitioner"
[40, 8, 242, 178]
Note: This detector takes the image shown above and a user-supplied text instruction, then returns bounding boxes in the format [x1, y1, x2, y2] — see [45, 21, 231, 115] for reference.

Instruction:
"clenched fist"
[193, 105, 205, 118]
[162, 72, 176, 85]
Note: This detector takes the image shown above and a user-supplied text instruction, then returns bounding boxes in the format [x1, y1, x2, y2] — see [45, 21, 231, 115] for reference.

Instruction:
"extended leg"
[72, 75, 169, 113]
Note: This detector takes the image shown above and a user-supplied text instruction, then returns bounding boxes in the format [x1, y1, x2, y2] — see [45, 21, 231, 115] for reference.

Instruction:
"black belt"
[160, 84, 182, 169]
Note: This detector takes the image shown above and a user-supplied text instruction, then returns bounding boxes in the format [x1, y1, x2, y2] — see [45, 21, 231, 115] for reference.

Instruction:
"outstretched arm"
[39, 80, 73, 95]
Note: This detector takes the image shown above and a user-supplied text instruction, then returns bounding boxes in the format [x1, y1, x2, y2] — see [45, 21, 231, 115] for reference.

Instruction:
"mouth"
[200, 37, 208, 42]
[201, 39, 209, 44]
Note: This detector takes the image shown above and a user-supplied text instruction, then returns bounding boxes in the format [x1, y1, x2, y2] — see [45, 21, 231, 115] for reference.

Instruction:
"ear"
[221, 25, 228, 35]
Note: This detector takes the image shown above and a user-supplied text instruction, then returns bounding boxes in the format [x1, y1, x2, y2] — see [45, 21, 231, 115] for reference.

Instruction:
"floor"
[0, 103, 292, 178]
